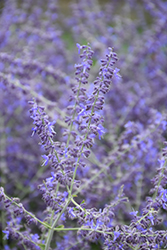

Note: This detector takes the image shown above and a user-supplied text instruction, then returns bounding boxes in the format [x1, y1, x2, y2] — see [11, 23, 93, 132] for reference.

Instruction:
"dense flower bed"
[0, 0, 167, 249]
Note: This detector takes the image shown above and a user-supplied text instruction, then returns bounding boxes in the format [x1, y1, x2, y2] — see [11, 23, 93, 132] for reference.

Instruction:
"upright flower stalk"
[26, 44, 119, 249]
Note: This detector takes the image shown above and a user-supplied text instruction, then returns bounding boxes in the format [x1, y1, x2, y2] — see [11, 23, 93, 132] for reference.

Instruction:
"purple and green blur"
[0, 0, 167, 249]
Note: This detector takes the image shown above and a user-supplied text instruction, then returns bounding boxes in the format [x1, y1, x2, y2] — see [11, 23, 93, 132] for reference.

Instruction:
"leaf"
[73, 207, 79, 211]
[56, 225, 64, 229]
[37, 243, 45, 250]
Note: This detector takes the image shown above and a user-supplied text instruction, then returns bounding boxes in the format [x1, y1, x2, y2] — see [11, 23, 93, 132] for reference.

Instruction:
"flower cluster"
[1, 0, 167, 250]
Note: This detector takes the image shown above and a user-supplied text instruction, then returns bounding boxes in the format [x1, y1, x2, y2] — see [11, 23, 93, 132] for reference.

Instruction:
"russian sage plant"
[0, 0, 167, 250]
